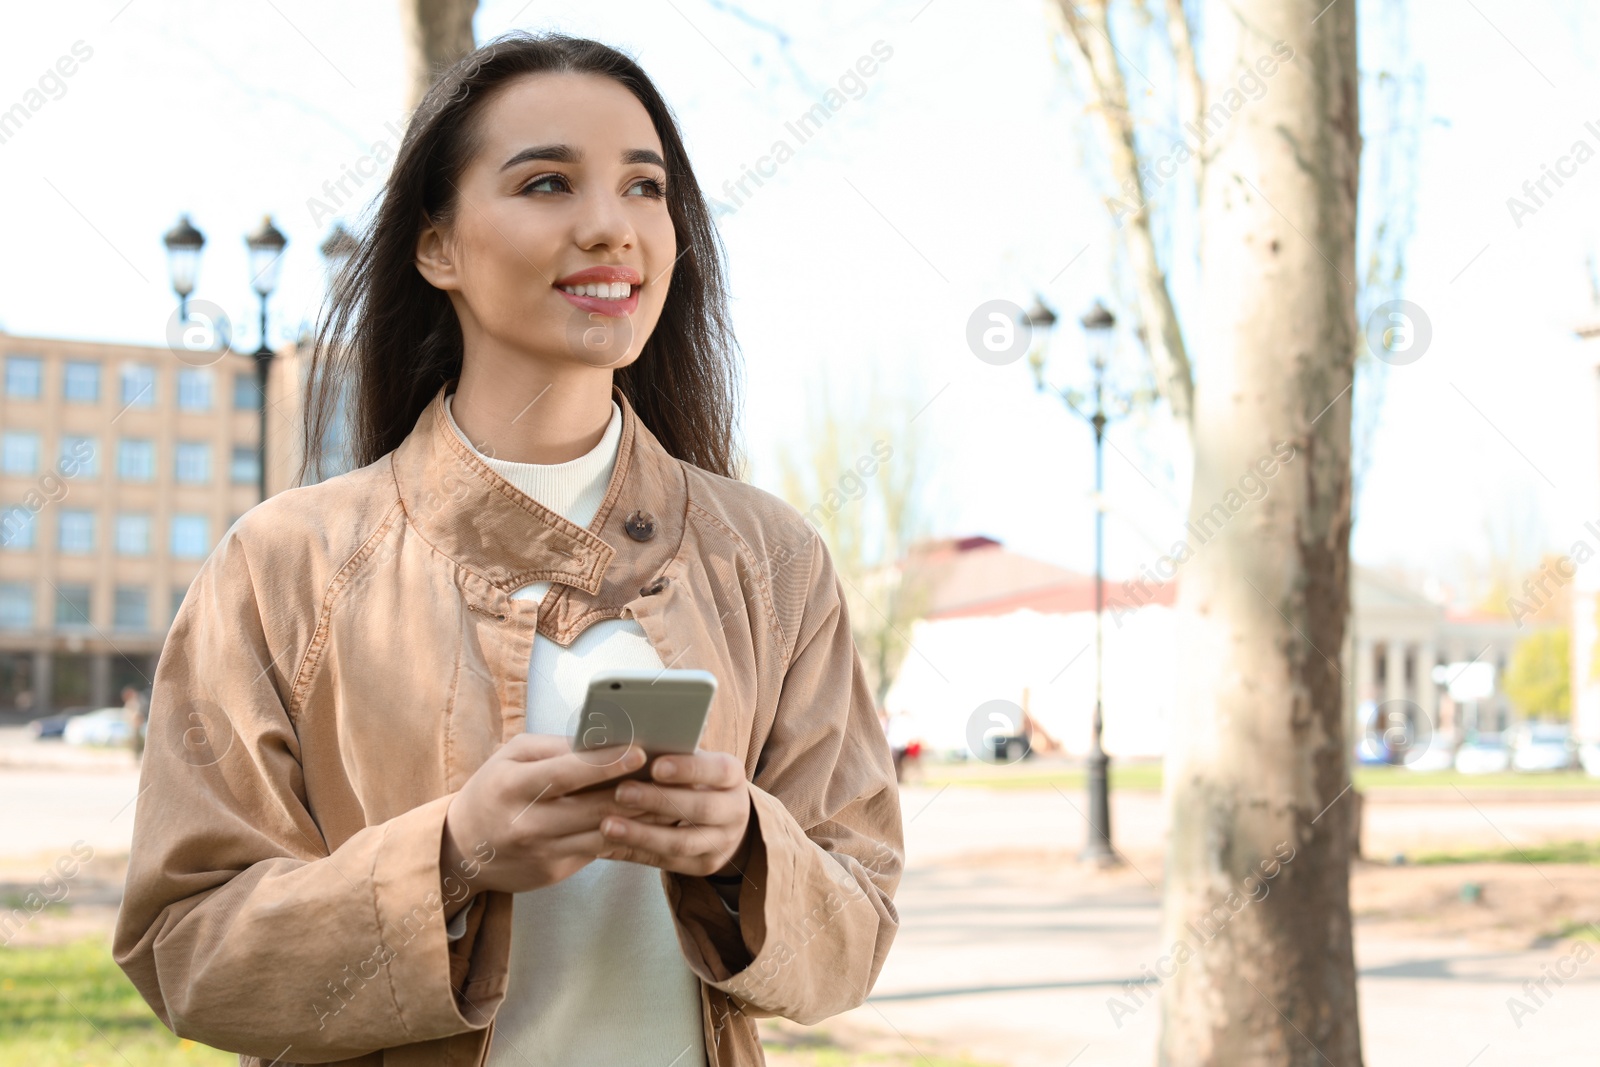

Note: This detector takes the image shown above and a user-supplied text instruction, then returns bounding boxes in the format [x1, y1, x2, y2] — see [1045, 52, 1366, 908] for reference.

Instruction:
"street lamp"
[245, 215, 288, 503]
[163, 214, 205, 322]
[1027, 296, 1133, 867]
[1077, 299, 1116, 867]
[1022, 295, 1058, 374]
[319, 220, 358, 282]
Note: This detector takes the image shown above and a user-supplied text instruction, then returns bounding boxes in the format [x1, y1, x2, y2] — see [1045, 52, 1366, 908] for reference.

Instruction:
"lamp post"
[319, 220, 358, 281]
[245, 215, 288, 503]
[162, 215, 205, 322]
[1027, 296, 1132, 867]
[1078, 299, 1116, 866]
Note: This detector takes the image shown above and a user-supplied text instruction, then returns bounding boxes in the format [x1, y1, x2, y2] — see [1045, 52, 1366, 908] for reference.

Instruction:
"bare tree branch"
[1163, 0, 1206, 185]
[1053, 0, 1196, 429]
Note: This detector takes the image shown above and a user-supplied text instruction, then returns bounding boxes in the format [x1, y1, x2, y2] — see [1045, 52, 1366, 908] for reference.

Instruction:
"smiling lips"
[554, 265, 642, 318]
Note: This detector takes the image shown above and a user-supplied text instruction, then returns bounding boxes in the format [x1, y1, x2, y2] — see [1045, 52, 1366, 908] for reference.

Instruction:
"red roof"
[903, 536, 1176, 620]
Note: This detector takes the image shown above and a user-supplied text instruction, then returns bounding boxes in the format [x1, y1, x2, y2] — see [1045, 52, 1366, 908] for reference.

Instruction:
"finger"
[604, 781, 724, 826]
[505, 793, 668, 837]
[565, 828, 685, 873]
[599, 814, 722, 866]
[499, 732, 582, 762]
[595, 839, 719, 876]
[529, 826, 628, 862]
[500, 733, 643, 779]
[537, 745, 650, 798]
[650, 750, 743, 790]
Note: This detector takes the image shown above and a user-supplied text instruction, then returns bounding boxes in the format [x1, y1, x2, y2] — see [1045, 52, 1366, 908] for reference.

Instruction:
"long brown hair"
[297, 31, 742, 486]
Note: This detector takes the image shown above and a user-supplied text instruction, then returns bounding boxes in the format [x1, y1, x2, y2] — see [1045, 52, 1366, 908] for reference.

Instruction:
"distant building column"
[1384, 641, 1406, 705]
[31, 649, 51, 714]
[1416, 640, 1438, 731]
[1354, 638, 1376, 708]
[90, 652, 111, 709]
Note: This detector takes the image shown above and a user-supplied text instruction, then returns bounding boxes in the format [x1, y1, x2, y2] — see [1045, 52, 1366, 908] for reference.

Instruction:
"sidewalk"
[0, 726, 138, 772]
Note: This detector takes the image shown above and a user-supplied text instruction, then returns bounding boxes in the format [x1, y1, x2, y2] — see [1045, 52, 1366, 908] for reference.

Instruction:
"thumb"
[499, 731, 583, 762]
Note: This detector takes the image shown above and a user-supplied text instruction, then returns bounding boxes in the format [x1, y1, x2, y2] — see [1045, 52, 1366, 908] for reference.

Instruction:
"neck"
[451, 352, 615, 464]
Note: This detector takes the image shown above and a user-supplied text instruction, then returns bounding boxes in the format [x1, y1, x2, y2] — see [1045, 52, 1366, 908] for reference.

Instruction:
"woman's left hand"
[597, 750, 756, 878]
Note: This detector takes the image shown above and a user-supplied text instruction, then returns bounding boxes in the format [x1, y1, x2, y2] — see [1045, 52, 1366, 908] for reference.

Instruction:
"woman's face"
[416, 71, 676, 370]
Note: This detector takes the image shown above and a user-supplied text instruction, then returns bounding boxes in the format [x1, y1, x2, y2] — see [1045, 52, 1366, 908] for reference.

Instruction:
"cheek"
[641, 218, 678, 314]
[467, 208, 558, 297]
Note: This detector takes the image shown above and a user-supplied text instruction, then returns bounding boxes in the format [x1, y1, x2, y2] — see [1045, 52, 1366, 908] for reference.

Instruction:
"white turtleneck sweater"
[441, 392, 713, 1067]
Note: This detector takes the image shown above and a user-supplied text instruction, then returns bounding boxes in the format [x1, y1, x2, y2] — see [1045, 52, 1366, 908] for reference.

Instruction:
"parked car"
[1510, 723, 1575, 772]
[1454, 734, 1511, 775]
[28, 713, 71, 740]
[1581, 741, 1600, 778]
[27, 706, 95, 740]
[1405, 738, 1456, 772]
[62, 707, 133, 747]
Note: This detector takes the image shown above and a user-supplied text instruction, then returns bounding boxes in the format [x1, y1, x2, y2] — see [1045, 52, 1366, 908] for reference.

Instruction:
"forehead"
[475, 71, 664, 161]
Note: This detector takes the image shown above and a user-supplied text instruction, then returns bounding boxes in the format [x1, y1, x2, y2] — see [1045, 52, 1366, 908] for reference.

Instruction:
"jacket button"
[623, 509, 657, 542]
[639, 576, 670, 597]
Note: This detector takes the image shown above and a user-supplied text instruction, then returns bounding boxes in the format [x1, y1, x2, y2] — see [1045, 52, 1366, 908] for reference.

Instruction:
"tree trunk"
[1158, 1, 1363, 1064]
[399, 0, 479, 113]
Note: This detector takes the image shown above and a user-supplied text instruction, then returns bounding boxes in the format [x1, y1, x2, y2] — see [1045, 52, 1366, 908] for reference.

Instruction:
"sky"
[2, 0, 1598, 606]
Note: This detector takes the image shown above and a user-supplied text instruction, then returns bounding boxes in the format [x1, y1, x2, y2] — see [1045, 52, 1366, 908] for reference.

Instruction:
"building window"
[1, 507, 35, 550]
[175, 442, 211, 484]
[171, 584, 188, 622]
[63, 361, 100, 403]
[0, 583, 32, 629]
[0, 582, 31, 629]
[231, 446, 260, 485]
[59, 435, 98, 478]
[5, 355, 42, 399]
[55, 584, 91, 629]
[121, 363, 156, 408]
[234, 373, 261, 410]
[171, 515, 209, 558]
[113, 587, 148, 631]
[2, 432, 39, 475]
[177, 368, 213, 411]
[118, 439, 155, 482]
[58, 509, 94, 554]
[116, 514, 151, 556]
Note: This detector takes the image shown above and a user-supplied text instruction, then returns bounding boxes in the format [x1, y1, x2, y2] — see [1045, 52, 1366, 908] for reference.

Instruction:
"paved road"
[1, 767, 144, 860]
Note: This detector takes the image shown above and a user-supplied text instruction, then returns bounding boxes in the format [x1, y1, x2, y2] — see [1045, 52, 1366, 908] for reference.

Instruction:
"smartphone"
[566, 668, 717, 794]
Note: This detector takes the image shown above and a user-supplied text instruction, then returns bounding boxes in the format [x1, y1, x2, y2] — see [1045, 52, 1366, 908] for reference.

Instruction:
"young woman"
[114, 32, 903, 1067]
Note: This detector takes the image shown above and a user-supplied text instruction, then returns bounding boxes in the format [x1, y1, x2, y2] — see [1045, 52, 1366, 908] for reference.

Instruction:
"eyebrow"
[500, 144, 666, 171]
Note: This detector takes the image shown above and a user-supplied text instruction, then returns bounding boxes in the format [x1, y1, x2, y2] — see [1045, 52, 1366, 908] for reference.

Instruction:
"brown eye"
[521, 173, 570, 195]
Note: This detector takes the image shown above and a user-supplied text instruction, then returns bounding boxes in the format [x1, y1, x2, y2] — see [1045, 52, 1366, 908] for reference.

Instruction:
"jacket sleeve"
[111, 525, 498, 1063]
[667, 526, 905, 1026]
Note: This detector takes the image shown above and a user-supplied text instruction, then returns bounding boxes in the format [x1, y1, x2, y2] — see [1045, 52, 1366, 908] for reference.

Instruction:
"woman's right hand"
[440, 733, 656, 896]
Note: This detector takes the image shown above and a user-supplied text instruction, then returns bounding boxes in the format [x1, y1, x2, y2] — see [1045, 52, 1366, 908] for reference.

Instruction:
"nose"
[572, 185, 637, 255]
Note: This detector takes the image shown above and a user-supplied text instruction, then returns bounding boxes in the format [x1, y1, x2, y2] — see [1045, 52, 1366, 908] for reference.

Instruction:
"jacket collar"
[390, 378, 687, 632]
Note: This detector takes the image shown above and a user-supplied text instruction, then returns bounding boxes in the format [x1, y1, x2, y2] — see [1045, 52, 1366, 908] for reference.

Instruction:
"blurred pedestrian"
[122, 685, 145, 762]
[887, 709, 919, 783]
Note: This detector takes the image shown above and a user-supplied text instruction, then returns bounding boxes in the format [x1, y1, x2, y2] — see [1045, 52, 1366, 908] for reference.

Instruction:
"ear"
[415, 215, 459, 291]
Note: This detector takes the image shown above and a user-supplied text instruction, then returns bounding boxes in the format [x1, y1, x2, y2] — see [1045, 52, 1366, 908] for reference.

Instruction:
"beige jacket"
[113, 379, 904, 1066]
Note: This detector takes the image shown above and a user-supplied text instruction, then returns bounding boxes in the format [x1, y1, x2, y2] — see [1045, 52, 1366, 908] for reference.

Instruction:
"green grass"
[762, 1050, 1005, 1066]
[0, 937, 233, 1066]
[1352, 766, 1598, 791]
[761, 1029, 1006, 1066]
[1410, 840, 1600, 866]
[1549, 919, 1600, 942]
[914, 762, 1600, 793]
